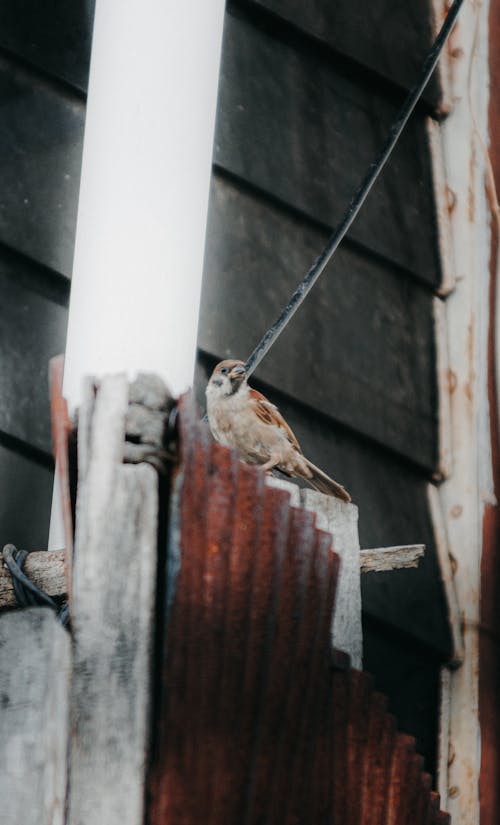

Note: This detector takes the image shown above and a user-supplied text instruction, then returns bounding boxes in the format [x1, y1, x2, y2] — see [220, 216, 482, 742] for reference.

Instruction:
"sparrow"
[205, 359, 351, 502]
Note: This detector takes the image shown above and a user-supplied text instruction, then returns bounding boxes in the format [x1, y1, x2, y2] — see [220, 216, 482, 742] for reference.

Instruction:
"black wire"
[244, 0, 465, 378]
[2, 544, 69, 628]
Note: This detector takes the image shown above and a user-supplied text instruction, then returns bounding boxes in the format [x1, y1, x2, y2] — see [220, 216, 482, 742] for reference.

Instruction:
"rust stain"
[49, 355, 75, 607]
[468, 145, 476, 222]
[446, 185, 457, 214]
[449, 553, 459, 577]
[464, 316, 476, 405]
[148, 392, 451, 824]
[447, 368, 457, 394]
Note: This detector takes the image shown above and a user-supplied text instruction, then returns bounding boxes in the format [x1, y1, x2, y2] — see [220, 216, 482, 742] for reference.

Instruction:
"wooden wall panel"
[0, 253, 68, 453]
[0, 56, 84, 276]
[215, 12, 441, 285]
[362, 617, 441, 778]
[0, 442, 53, 549]
[243, 0, 443, 110]
[199, 175, 438, 470]
[0, 0, 94, 92]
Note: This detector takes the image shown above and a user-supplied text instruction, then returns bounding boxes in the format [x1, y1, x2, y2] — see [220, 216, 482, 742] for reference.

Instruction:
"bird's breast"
[207, 390, 296, 466]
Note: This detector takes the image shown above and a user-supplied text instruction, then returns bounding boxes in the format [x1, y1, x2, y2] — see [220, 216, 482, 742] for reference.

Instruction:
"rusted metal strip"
[49, 355, 75, 604]
[361, 693, 395, 825]
[266, 507, 320, 824]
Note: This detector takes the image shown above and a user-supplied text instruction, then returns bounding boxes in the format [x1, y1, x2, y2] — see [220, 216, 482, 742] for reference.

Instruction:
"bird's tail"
[303, 459, 351, 502]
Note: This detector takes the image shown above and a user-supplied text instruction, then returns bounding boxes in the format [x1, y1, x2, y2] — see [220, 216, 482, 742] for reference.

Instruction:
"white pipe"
[49, 0, 226, 548]
[63, 0, 226, 407]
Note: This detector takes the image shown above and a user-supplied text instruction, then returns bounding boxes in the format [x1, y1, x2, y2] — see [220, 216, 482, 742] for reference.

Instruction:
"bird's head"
[206, 359, 247, 398]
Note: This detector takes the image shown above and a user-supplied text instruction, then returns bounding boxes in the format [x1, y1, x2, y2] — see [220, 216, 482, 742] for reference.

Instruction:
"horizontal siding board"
[246, 0, 443, 110]
[195, 356, 451, 659]
[0, 55, 84, 275]
[0, 253, 68, 453]
[0, 443, 53, 549]
[0, 0, 94, 92]
[215, 12, 441, 285]
[199, 175, 437, 470]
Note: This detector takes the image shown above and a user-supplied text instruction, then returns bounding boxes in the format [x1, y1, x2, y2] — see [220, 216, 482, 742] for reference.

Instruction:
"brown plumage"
[205, 359, 351, 502]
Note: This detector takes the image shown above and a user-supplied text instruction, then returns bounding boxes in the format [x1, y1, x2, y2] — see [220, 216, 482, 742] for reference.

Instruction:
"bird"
[205, 359, 351, 502]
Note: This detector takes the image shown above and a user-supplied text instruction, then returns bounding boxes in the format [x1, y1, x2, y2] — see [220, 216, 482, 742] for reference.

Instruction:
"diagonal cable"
[244, 0, 465, 378]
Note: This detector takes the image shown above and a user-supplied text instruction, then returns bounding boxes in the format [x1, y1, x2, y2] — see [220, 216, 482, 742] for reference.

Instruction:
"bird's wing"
[249, 388, 302, 452]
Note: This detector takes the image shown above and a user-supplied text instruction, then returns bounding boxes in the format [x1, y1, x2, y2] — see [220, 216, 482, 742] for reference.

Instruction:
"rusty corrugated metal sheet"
[148, 392, 450, 824]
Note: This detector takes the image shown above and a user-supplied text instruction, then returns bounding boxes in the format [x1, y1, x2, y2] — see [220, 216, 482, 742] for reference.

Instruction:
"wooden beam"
[67, 375, 159, 825]
[0, 608, 70, 825]
[0, 544, 425, 610]
[0, 550, 67, 610]
[301, 489, 363, 669]
[359, 544, 425, 574]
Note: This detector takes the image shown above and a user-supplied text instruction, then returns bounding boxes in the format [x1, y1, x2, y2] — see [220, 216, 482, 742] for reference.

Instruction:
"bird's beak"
[231, 365, 246, 377]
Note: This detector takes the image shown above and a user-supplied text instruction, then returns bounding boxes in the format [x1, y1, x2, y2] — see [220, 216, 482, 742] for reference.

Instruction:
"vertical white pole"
[49, 0, 226, 548]
[64, 0, 226, 405]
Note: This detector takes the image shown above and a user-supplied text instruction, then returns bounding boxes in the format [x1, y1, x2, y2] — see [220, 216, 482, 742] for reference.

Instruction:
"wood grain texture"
[200, 175, 438, 471]
[215, 12, 441, 283]
[301, 489, 362, 668]
[0, 550, 66, 609]
[360, 544, 425, 573]
[245, 0, 446, 110]
[0, 608, 70, 825]
[0, 54, 84, 276]
[68, 375, 159, 825]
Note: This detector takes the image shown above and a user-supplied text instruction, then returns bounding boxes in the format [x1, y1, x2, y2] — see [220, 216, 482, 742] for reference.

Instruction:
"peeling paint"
[429, 0, 493, 822]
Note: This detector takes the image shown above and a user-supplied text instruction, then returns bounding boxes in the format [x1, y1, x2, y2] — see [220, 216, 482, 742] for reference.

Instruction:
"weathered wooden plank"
[196, 355, 452, 659]
[0, 608, 70, 825]
[246, 0, 447, 111]
[0, 0, 94, 92]
[200, 174, 438, 471]
[0, 543, 424, 610]
[215, 12, 441, 283]
[68, 375, 159, 825]
[265, 475, 301, 505]
[266, 478, 363, 668]
[0, 254, 68, 454]
[0, 549, 66, 609]
[301, 488, 362, 668]
[0, 54, 84, 276]
[268, 477, 363, 668]
[360, 544, 425, 574]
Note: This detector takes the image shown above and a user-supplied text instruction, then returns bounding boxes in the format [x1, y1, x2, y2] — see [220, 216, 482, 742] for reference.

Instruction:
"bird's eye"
[220, 366, 229, 375]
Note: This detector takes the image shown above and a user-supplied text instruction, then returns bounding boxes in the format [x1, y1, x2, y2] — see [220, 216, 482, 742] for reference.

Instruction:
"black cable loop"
[244, 0, 465, 378]
[2, 544, 69, 628]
